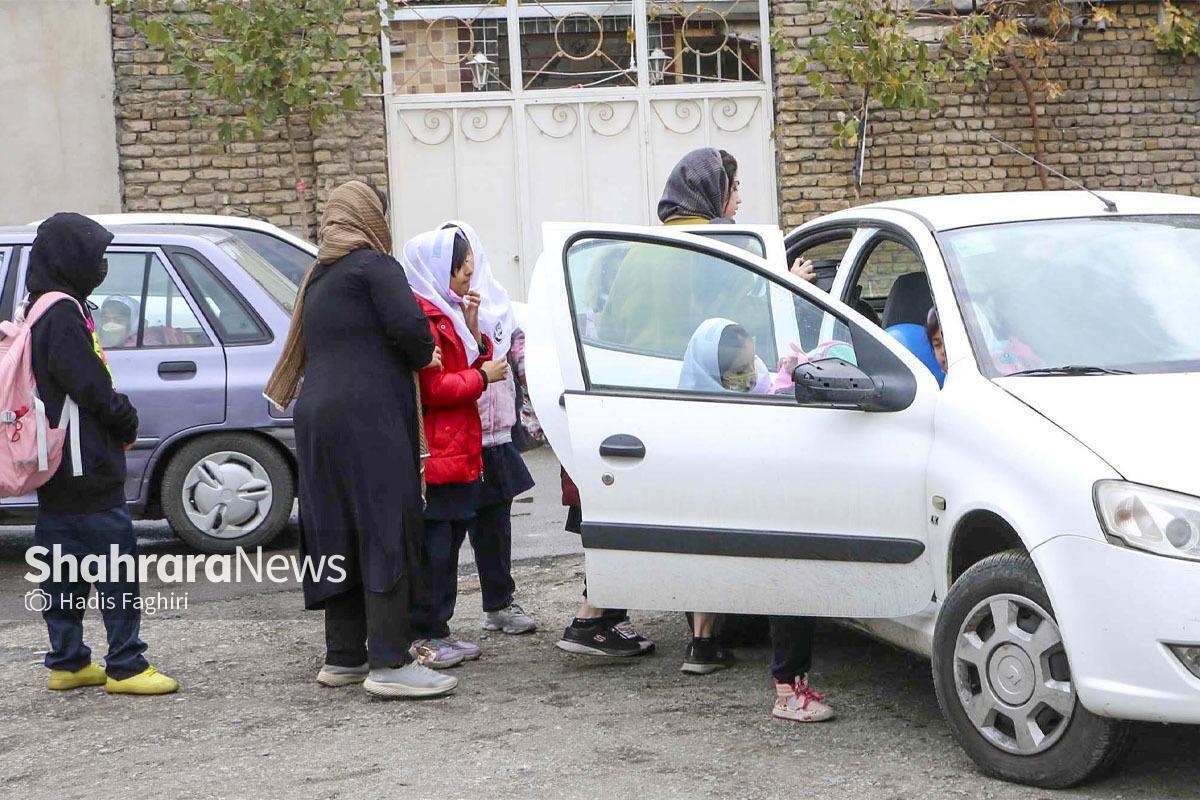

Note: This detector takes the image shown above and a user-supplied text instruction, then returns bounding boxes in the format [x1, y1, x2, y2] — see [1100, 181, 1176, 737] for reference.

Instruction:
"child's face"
[99, 306, 131, 348]
[930, 329, 947, 372]
[450, 248, 475, 297]
[720, 338, 757, 393]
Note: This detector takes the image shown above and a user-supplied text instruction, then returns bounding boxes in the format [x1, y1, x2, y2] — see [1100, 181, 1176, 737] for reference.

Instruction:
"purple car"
[0, 224, 299, 553]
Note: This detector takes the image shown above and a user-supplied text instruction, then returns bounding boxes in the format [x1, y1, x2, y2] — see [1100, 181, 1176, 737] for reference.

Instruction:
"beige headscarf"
[264, 180, 392, 407]
[264, 179, 431, 496]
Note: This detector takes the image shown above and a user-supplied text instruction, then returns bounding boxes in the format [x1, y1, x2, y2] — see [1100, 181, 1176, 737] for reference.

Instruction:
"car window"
[851, 237, 928, 328]
[171, 251, 270, 344]
[92, 251, 211, 350]
[692, 231, 766, 258]
[216, 237, 298, 314]
[225, 228, 313, 285]
[567, 237, 854, 395]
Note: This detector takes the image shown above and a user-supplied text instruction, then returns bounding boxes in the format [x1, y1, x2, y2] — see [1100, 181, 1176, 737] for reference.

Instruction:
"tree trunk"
[284, 115, 313, 239]
[1004, 44, 1049, 190]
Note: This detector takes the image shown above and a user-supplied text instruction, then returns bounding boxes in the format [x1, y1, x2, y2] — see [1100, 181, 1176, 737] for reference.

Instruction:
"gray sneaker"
[316, 662, 368, 687]
[482, 603, 537, 635]
[363, 663, 458, 698]
[443, 635, 482, 661]
[411, 639, 465, 669]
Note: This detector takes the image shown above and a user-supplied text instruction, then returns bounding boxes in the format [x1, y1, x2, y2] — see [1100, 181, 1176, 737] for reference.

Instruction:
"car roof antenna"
[982, 132, 1118, 213]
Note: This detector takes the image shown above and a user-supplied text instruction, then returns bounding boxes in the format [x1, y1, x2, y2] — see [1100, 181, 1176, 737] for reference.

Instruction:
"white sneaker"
[772, 675, 834, 723]
[363, 663, 459, 698]
[482, 603, 537, 635]
[316, 662, 368, 687]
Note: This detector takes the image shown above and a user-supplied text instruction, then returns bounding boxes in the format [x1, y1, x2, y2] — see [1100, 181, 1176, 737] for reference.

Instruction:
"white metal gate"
[384, 1, 777, 300]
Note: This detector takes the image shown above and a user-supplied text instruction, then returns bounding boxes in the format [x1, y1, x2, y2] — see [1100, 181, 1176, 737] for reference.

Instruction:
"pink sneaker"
[772, 675, 834, 722]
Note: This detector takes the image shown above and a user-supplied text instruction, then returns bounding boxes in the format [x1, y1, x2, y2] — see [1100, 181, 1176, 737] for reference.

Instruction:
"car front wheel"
[160, 434, 295, 553]
[931, 550, 1133, 788]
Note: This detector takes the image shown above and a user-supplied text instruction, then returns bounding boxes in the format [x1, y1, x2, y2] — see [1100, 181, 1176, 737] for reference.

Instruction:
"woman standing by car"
[403, 227, 510, 667]
[264, 180, 456, 700]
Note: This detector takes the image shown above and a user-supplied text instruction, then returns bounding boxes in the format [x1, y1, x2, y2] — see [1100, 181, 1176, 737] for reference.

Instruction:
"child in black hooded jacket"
[26, 212, 178, 695]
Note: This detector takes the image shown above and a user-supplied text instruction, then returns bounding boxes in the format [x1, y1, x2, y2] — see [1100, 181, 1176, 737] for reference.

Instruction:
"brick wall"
[771, 1, 1200, 230]
[110, 0, 388, 241]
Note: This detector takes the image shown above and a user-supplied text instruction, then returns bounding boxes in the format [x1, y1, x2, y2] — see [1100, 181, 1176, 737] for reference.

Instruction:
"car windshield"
[217, 236, 298, 314]
[942, 216, 1200, 376]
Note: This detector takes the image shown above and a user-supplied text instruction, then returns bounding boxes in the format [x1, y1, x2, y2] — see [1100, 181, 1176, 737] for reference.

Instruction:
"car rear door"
[526, 223, 940, 618]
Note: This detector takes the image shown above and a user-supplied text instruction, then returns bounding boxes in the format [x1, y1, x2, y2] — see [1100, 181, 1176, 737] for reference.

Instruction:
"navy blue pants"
[468, 500, 516, 613]
[412, 502, 521, 638]
[411, 518, 471, 640]
[34, 507, 149, 680]
[769, 616, 815, 683]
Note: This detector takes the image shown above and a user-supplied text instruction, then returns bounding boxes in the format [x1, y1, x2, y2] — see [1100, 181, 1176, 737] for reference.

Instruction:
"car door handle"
[599, 434, 645, 460]
[157, 360, 196, 377]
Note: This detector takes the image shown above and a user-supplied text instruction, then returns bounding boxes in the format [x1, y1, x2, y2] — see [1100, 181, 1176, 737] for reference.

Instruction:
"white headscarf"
[402, 227, 479, 363]
[440, 220, 517, 359]
[678, 318, 769, 393]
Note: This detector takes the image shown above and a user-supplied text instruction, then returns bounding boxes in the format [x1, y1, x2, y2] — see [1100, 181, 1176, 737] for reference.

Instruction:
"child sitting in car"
[675, 317, 835, 723]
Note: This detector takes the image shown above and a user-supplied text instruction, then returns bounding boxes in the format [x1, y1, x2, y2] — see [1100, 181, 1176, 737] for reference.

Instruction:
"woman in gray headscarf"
[597, 148, 743, 353]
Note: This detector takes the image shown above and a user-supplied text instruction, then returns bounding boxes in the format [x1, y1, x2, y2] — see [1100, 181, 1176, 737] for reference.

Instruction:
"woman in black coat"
[265, 180, 455, 699]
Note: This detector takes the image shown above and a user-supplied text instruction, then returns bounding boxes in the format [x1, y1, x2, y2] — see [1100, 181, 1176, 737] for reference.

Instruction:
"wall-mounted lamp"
[468, 52, 493, 91]
[648, 47, 670, 85]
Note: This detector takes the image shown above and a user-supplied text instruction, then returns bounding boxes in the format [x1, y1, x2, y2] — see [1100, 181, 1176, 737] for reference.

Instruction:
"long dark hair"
[450, 229, 471, 274]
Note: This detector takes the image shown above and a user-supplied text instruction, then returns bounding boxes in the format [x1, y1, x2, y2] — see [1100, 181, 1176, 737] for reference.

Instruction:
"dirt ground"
[2, 555, 1198, 800]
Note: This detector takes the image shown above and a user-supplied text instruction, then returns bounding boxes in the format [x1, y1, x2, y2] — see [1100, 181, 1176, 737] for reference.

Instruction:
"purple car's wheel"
[161, 433, 294, 553]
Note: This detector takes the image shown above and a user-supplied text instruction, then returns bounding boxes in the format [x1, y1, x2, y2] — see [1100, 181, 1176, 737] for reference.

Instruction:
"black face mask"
[96, 257, 109, 287]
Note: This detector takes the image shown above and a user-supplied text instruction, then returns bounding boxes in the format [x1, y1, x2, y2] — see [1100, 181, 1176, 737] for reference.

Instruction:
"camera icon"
[24, 588, 51, 613]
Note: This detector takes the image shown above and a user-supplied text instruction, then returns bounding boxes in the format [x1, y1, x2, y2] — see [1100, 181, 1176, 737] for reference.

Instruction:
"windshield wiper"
[1004, 365, 1134, 377]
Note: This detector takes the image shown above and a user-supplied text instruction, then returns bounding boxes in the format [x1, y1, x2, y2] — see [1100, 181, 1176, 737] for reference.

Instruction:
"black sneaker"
[556, 619, 649, 657]
[680, 637, 736, 674]
[610, 618, 656, 654]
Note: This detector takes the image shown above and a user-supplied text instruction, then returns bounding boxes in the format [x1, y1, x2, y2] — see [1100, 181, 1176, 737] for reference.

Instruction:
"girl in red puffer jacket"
[402, 227, 508, 668]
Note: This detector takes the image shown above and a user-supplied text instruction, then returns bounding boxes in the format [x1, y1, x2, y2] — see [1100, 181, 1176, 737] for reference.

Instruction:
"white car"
[525, 191, 1200, 788]
[29, 213, 316, 284]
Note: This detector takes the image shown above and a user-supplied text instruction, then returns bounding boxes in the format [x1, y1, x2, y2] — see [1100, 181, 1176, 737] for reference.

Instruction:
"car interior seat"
[882, 271, 934, 328]
[882, 272, 945, 386]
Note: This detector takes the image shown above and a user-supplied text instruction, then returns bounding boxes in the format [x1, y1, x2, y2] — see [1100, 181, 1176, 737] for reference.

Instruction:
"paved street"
[1, 445, 1198, 798]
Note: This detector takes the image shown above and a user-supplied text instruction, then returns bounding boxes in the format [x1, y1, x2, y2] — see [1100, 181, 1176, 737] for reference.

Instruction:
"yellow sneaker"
[47, 663, 107, 691]
[105, 666, 179, 696]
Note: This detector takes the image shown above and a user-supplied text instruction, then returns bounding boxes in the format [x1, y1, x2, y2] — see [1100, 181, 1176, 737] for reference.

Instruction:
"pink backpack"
[0, 292, 83, 498]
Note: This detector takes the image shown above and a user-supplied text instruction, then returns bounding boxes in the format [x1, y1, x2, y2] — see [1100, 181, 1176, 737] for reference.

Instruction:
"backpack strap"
[19, 292, 84, 327]
[33, 397, 49, 472]
[56, 397, 82, 478]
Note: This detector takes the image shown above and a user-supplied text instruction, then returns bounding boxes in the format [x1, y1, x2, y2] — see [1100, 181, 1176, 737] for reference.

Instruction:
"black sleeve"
[361, 254, 436, 370]
[39, 306, 139, 440]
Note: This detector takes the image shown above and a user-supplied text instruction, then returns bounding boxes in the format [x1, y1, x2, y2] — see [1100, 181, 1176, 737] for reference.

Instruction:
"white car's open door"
[526, 223, 939, 618]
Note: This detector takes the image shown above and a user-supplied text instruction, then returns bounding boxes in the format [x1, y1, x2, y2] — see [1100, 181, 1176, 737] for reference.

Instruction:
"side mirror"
[793, 358, 883, 410]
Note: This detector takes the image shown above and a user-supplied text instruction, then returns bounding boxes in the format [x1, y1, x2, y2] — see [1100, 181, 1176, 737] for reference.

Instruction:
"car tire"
[931, 550, 1133, 788]
[160, 433, 295, 554]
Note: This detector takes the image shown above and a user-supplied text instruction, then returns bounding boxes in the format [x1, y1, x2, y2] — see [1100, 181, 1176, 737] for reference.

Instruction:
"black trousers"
[411, 518, 471, 640]
[468, 500, 516, 613]
[324, 578, 412, 669]
[769, 616, 815, 683]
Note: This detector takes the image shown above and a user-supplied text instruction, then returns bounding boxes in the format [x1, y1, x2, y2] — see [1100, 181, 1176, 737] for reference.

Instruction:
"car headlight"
[1094, 481, 1200, 562]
